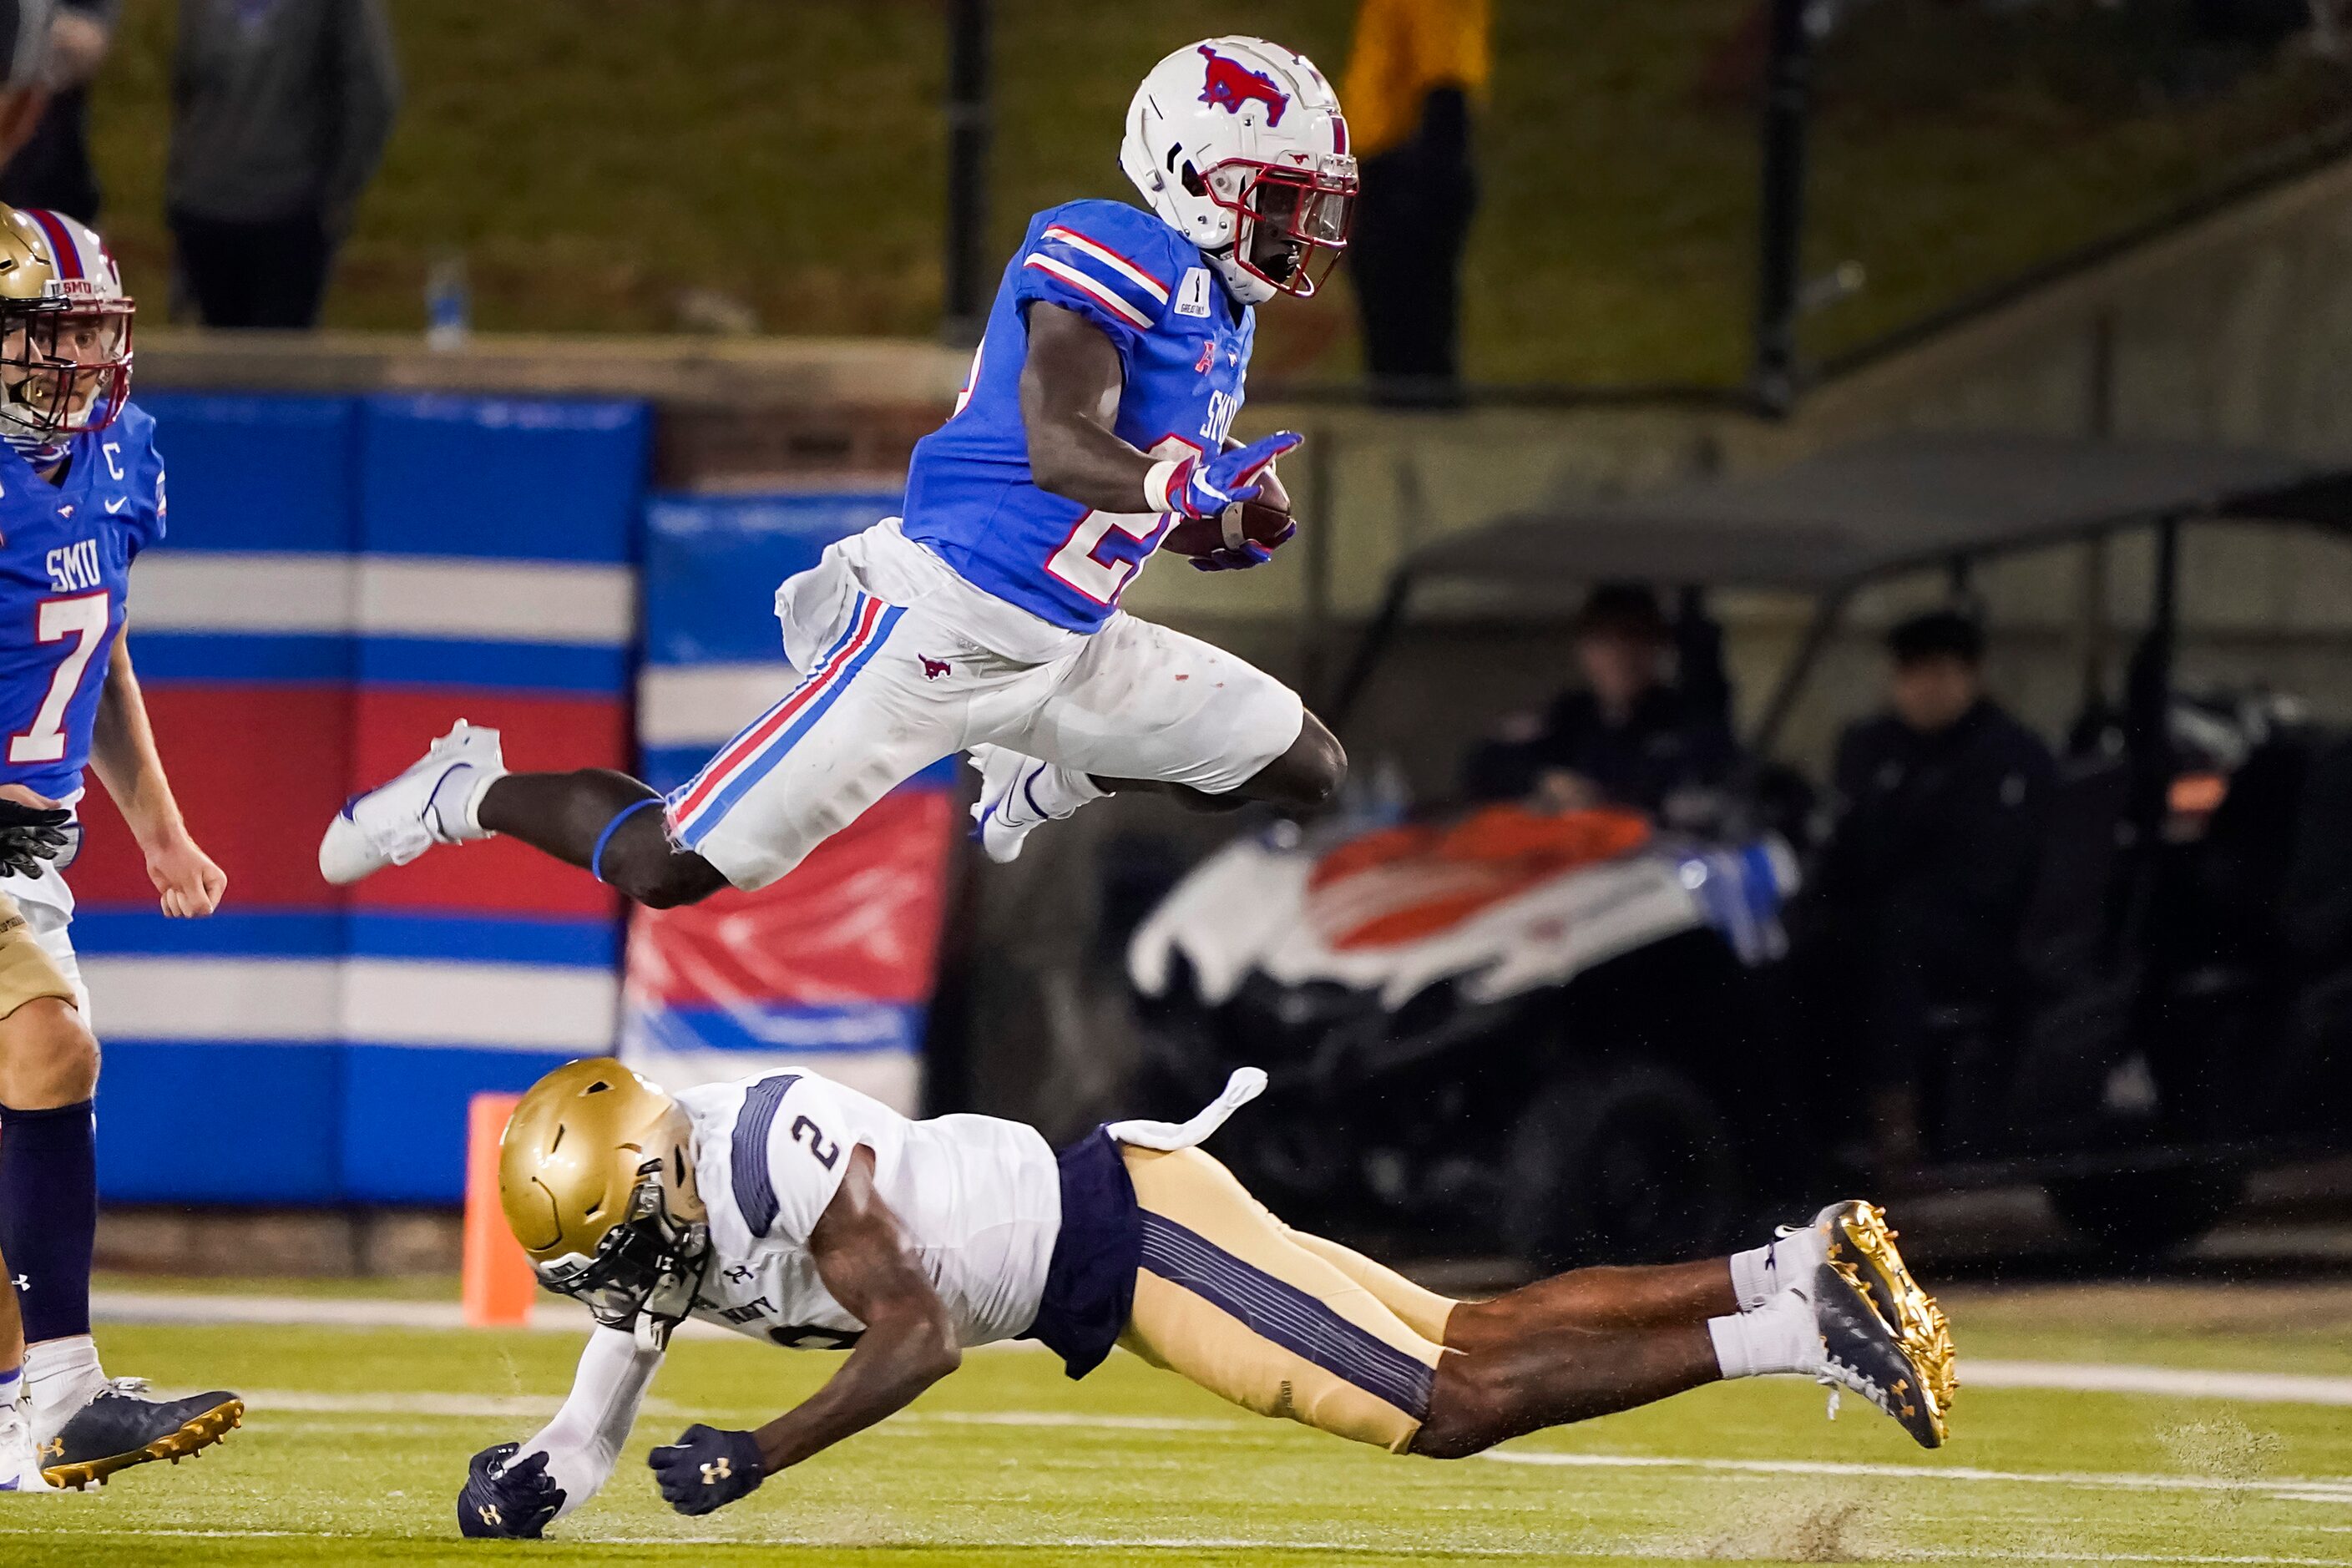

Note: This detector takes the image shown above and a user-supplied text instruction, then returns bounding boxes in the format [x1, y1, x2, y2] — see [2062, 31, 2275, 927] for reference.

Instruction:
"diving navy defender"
[0, 204, 241, 1490]
[318, 38, 1360, 904]
[452, 1059, 1957, 1536]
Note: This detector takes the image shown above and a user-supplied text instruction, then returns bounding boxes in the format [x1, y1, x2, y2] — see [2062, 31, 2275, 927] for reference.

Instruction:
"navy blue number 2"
[790, 1115, 841, 1170]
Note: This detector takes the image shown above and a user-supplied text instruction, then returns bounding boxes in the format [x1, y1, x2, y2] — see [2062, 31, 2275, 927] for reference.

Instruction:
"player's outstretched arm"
[1019, 301, 1297, 519]
[646, 1147, 959, 1516]
[458, 1325, 665, 1538]
[90, 635, 225, 918]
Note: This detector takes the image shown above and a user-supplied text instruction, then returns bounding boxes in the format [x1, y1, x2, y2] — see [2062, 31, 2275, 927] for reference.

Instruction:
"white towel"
[1105, 1066, 1267, 1151]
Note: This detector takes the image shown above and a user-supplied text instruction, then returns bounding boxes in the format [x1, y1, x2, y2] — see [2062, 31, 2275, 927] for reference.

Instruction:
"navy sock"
[0, 1100, 95, 1343]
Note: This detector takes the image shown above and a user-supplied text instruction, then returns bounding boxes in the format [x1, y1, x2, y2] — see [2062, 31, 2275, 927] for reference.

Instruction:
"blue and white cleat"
[1, 1398, 57, 1493]
[968, 744, 1076, 865]
[318, 720, 504, 885]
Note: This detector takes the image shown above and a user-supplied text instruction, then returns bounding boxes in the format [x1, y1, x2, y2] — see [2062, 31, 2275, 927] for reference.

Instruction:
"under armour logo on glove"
[650, 1424, 766, 1516]
[455, 1443, 565, 1540]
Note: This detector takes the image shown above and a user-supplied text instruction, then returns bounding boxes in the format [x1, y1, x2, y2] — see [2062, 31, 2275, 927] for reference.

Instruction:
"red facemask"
[1201, 154, 1358, 299]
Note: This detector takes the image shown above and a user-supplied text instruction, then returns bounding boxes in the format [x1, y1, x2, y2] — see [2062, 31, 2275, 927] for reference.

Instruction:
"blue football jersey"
[901, 199, 1255, 632]
[0, 401, 165, 801]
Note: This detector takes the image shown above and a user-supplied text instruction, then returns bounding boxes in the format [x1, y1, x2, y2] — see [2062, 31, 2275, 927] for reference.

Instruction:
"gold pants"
[1117, 1145, 1463, 1453]
[0, 892, 72, 1019]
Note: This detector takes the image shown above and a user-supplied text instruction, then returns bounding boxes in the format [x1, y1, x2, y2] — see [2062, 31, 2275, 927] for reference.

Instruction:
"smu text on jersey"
[0, 402, 165, 796]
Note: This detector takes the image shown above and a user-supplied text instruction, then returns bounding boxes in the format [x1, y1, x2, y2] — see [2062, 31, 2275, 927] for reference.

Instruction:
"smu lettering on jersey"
[0, 401, 164, 801]
[677, 1069, 1060, 1351]
[901, 199, 1254, 633]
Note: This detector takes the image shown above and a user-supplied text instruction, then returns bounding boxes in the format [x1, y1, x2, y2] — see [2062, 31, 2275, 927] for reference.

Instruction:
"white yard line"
[88, 1289, 1054, 1348]
[0, 1525, 2341, 1565]
[95, 1292, 2352, 1408]
[1479, 1449, 2352, 1507]
[229, 1388, 1239, 1433]
[1967, 1358, 2352, 1406]
[186, 1389, 2352, 1515]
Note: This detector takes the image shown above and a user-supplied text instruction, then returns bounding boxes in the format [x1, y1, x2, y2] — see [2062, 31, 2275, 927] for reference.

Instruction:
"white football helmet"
[1120, 37, 1357, 306]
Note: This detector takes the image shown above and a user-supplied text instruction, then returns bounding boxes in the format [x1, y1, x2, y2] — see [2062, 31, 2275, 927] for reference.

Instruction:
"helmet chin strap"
[0, 427, 68, 468]
[632, 1222, 711, 1353]
[1206, 245, 1276, 306]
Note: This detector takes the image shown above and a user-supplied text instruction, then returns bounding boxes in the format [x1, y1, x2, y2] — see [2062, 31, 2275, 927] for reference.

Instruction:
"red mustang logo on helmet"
[1197, 46, 1287, 125]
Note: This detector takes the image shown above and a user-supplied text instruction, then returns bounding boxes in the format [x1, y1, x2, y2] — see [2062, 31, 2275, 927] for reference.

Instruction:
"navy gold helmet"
[0, 205, 132, 458]
[499, 1059, 709, 1349]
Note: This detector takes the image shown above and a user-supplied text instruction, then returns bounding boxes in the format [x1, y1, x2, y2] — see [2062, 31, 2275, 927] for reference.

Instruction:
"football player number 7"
[8, 591, 109, 764]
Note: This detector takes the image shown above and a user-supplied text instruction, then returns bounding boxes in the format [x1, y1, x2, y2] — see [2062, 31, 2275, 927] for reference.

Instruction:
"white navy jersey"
[677, 1070, 1061, 1350]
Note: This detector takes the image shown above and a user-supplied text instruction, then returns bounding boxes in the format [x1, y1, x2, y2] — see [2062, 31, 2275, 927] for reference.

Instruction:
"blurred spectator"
[1812, 609, 2055, 1171]
[0, 0, 111, 222]
[1464, 583, 1738, 820]
[1342, 0, 1486, 405]
[0, 0, 53, 167]
[167, 0, 399, 329]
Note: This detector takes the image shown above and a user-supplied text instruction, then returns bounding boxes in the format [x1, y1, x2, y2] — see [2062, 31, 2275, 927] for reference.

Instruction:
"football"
[1162, 458, 1295, 559]
[1161, 496, 1297, 559]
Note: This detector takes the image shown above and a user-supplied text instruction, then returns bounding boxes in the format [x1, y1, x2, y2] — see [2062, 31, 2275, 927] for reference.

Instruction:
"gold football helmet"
[0, 206, 132, 451]
[499, 1059, 710, 1347]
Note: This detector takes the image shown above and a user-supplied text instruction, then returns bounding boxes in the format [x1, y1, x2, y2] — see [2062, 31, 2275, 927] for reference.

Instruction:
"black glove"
[0, 798, 73, 880]
[456, 1442, 565, 1540]
[647, 1423, 765, 1516]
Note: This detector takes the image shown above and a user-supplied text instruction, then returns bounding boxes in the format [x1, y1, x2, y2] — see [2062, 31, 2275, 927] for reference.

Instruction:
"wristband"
[1143, 458, 1186, 514]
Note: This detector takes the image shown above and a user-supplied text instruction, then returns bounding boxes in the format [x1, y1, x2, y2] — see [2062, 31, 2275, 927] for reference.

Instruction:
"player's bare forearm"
[750, 1150, 961, 1473]
[1019, 301, 1157, 512]
[90, 636, 185, 847]
[92, 636, 226, 916]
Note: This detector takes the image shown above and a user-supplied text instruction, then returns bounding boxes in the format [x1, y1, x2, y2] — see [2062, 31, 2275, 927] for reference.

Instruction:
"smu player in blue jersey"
[322, 38, 1359, 908]
[0, 206, 241, 1491]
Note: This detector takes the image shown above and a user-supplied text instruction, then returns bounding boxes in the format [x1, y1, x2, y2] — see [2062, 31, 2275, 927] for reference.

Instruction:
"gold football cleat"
[1822, 1200, 1957, 1441]
[39, 1392, 245, 1490]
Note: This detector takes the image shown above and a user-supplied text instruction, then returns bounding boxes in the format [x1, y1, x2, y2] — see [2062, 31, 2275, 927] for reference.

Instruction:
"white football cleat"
[318, 721, 505, 885]
[968, 744, 1083, 865]
[0, 1398, 56, 1493]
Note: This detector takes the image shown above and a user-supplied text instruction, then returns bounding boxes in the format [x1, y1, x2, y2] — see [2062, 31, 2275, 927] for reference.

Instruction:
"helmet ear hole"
[1180, 163, 1209, 199]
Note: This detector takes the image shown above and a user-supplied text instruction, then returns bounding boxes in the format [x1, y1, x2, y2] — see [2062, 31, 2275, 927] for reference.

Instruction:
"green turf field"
[7, 1284, 2349, 1565]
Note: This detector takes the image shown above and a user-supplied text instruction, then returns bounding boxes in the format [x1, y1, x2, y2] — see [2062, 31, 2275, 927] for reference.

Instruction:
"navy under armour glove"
[1161, 430, 1302, 521]
[457, 1443, 566, 1540]
[0, 797, 73, 879]
[648, 1423, 766, 1516]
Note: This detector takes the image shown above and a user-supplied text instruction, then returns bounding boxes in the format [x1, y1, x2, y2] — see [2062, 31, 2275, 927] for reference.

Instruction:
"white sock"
[1729, 1223, 1828, 1312]
[26, 1336, 103, 1433]
[1707, 1291, 1820, 1380]
[459, 765, 508, 837]
[1025, 762, 1105, 820]
[0, 1364, 20, 1407]
[421, 762, 498, 842]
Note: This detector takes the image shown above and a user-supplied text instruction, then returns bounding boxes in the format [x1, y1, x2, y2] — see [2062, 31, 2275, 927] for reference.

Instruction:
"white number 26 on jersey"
[8, 591, 109, 764]
[1044, 437, 1200, 606]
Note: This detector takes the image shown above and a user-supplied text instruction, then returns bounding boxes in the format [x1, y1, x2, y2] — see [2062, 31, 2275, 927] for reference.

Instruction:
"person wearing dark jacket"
[1814, 610, 2056, 1171]
[0, 0, 114, 222]
[1464, 583, 1738, 819]
[167, 0, 399, 328]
